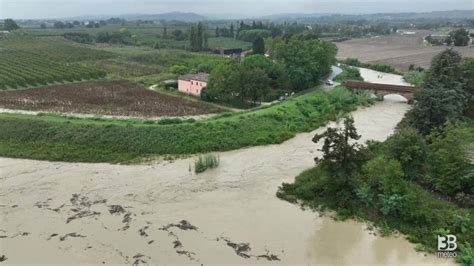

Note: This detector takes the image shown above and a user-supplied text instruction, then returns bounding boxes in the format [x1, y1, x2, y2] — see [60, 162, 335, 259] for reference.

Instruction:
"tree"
[268, 35, 337, 90]
[312, 116, 363, 175]
[189, 23, 205, 51]
[170, 65, 189, 75]
[189, 26, 197, 51]
[163, 26, 168, 38]
[215, 26, 220, 37]
[206, 61, 241, 102]
[196, 22, 204, 51]
[385, 127, 427, 180]
[230, 24, 234, 38]
[427, 121, 474, 196]
[241, 68, 270, 105]
[54, 21, 66, 29]
[252, 37, 265, 55]
[461, 58, 474, 102]
[408, 49, 467, 134]
[40, 23, 47, 29]
[449, 28, 470, 46]
[203, 32, 209, 49]
[4, 19, 20, 31]
[172, 29, 185, 41]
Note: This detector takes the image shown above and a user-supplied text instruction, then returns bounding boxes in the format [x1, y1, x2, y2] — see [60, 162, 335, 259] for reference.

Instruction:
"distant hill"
[66, 12, 208, 22]
[120, 12, 208, 22]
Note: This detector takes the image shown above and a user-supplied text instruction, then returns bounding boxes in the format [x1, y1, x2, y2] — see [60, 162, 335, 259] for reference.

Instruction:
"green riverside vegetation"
[277, 50, 474, 265]
[194, 154, 220, 173]
[0, 87, 368, 163]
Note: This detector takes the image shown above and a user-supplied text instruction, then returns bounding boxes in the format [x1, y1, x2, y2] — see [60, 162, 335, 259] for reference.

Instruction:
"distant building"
[178, 73, 209, 97]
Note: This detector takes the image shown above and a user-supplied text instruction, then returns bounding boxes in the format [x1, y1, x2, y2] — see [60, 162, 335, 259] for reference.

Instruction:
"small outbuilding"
[178, 73, 209, 97]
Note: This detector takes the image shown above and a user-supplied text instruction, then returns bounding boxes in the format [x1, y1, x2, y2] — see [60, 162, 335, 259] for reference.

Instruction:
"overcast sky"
[1, 0, 473, 19]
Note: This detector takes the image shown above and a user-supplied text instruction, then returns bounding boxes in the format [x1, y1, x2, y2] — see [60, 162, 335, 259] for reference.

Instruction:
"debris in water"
[159, 220, 198, 231]
[132, 253, 149, 265]
[59, 232, 86, 241]
[66, 210, 101, 224]
[108, 205, 126, 215]
[257, 250, 281, 261]
[0, 255, 7, 262]
[173, 240, 182, 248]
[138, 226, 149, 237]
[47, 233, 58, 240]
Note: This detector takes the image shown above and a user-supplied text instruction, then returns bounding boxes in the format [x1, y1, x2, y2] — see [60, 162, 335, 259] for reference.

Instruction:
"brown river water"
[0, 101, 454, 265]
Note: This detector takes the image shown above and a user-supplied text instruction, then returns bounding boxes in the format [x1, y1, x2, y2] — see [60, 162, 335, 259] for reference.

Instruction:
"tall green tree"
[189, 26, 197, 51]
[196, 22, 204, 51]
[408, 49, 467, 134]
[163, 26, 168, 38]
[461, 57, 474, 103]
[252, 37, 265, 55]
[241, 68, 270, 105]
[427, 121, 474, 196]
[3, 19, 20, 31]
[449, 28, 470, 46]
[206, 61, 241, 102]
[203, 32, 209, 49]
[313, 116, 363, 175]
[268, 35, 337, 90]
[230, 24, 234, 38]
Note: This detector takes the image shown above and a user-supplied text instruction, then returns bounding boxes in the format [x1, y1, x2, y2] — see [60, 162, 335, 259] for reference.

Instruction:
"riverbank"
[1, 101, 451, 265]
[0, 87, 366, 163]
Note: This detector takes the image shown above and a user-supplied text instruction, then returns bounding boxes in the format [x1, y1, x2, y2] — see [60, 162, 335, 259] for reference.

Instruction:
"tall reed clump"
[194, 154, 220, 174]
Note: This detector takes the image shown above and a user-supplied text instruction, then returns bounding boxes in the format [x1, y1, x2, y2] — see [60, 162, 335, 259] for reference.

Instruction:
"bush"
[384, 127, 427, 181]
[333, 66, 363, 82]
[170, 65, 189, 75]
[426, 121, 474, 196]
[194, 154, 219, 174]
[404, 71, 425, 87]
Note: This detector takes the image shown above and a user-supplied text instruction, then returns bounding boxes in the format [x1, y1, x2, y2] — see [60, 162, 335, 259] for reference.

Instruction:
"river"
[0, 99, 453, 265]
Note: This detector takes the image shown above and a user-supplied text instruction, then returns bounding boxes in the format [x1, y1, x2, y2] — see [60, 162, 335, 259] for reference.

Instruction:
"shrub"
[194, 154, 220, 174]
[170, 65, 189, 75]
[384, 127, 427, 181]
[333, 66, 363, 82]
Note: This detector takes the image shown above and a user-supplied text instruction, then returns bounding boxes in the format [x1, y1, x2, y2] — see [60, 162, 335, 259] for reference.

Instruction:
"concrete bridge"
[343, 80, 418, 103]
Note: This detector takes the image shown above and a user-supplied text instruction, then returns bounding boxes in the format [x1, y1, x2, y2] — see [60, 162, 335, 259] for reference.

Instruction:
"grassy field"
[207, 37, 252, 49]
[0, 87, 367, 163]
[22, 24, 252, 50]
[336, 31, 474, 71]
[0, 34, 115, 62]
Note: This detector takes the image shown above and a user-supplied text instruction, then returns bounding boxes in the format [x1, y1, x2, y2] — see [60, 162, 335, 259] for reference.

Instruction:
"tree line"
[203, 35, 337, 106]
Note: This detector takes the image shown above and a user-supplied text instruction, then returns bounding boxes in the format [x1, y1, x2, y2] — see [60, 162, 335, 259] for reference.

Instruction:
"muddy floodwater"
[0, 101, 453, 265]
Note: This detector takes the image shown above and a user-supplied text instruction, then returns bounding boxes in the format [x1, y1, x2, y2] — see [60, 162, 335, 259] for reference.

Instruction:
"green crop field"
[0, 34, 115, 62]
[0, 50, 106, 90]
[207, 37, 252, 49]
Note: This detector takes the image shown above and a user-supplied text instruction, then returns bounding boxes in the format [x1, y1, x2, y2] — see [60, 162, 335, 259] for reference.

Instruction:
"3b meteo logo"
[437, 235, 457, 258]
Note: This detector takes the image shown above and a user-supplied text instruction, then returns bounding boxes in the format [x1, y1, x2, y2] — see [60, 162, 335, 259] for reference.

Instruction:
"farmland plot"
[0, 34, 115, 62]
[0, 80, 222, 117]
[336, 31, 474, 71]
[0, 50, 106, 90]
